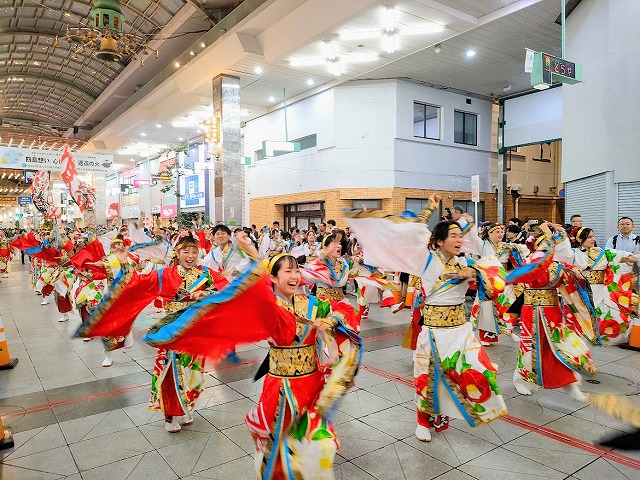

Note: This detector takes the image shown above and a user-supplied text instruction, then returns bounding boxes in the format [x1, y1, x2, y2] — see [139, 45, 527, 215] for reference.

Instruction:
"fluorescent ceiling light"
[381, 6, 395, 32]
[381, 32, 396, 54]
[338, 30, 380, 41]
[343, 52, 379, 63]
[327, 60, 342, 76]
[320, 41, 338, 60]
[289, 57, 327, 67]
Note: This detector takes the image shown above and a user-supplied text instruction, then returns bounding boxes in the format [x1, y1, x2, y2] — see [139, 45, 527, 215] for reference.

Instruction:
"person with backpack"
[606, 217, 640, 253]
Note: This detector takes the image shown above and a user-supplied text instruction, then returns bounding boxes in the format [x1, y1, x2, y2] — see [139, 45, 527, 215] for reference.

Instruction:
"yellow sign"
[0, 197, 17, 206]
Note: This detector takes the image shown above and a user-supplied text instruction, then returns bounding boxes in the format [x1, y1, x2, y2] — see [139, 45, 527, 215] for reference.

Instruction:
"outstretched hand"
[235, 231, 259, 258]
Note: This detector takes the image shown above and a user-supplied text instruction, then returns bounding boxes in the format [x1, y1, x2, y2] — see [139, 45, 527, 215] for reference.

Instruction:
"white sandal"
[165, 419, 182, 433]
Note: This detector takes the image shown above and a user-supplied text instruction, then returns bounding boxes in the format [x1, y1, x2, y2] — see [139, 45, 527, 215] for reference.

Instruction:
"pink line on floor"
[360, 364, 640, 471]
[3, 337, 639, 471]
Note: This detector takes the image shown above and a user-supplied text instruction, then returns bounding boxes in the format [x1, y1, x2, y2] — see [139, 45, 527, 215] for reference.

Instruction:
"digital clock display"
[543, 54, 576, 80]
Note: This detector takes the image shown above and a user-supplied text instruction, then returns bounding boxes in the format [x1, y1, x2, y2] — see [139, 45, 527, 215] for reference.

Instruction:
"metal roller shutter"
[617, 182, 640, 227]
[565, 173, 607, 245]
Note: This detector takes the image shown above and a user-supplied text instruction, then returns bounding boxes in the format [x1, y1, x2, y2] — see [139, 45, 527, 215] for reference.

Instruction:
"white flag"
[525, 48, 535, 73]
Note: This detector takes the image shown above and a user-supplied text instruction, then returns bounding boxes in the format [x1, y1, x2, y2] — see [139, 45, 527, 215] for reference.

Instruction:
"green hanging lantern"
[90, 0, 125, 61]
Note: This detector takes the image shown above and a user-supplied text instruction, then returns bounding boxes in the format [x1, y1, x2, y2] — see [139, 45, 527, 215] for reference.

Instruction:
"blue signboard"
[180, 173, 206, 208]
[18, 196, 33, 206]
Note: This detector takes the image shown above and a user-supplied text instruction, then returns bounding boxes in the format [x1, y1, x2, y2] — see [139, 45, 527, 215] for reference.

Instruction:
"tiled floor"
[1, 262, 640, 479]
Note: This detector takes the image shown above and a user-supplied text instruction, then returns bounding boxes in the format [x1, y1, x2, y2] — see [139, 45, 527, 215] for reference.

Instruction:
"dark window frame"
[453, 200, 485, 222]
[413, 102, 441, 140]
[454, 110, 478, 146]
[351, 199, 382, 210]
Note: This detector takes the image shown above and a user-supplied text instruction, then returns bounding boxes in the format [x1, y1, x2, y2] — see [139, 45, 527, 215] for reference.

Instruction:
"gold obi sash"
[268, 344, 318, 378]
[583, 270, 605, 285]
[524, 288, 558, 306]
[316, 287, 345, 301]
[422, 304, 466, 328]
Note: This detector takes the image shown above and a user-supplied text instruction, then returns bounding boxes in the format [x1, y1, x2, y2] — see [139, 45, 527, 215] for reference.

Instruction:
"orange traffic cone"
[0, 313, 18, 370]
[0, 415, 14, 450]
[621, 323, 640, 351]
[405, 286, 415, 308]
[620, 296, 640, 352]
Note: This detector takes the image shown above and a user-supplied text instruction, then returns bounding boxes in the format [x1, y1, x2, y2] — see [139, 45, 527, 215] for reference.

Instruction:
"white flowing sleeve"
[200, 250, 219, 270]
[460, 222, 483, 257]
[552, 236, 574, 263]
[344, 213, 431, 277]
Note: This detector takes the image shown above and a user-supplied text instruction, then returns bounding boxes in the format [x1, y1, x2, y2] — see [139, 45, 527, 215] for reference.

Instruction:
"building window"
[284, 201, 325, 230]
[351, 199, 381, 210]
[406, 198, 442, 230]
[413, 102, 440, 140]
[453, 200, 484, 222]
[454, 110, 477, 146]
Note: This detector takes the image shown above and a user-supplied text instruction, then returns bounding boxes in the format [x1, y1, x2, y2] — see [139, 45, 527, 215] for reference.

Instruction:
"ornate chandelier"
[202, 116, 220, 144]
[54, 0, 158, 66]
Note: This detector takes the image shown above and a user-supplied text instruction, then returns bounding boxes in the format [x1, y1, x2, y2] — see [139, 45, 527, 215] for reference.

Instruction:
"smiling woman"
[73, 230, 231, 432]
[345, 195, 508, 442]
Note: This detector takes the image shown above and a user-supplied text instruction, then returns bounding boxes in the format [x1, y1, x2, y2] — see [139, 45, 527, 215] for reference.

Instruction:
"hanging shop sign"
[179, 173, 206, 209]
[160, 205, 177, 218]
[0, 147, 111, 174]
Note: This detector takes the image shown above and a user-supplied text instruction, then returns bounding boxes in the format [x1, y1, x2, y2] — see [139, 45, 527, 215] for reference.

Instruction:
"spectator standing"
[451, 206, 464, 222]
[606, 217, 640, 253]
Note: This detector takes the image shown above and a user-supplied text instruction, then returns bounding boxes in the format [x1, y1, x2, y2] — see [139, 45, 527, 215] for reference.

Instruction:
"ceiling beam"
[478, 0, 545, 25]
[411, 0, 479, 25]
[0, 27, 59, 37]
[0, 73, 97, 100]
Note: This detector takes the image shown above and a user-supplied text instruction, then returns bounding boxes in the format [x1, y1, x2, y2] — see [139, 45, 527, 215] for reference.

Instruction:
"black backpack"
[612, 234, 640, 249]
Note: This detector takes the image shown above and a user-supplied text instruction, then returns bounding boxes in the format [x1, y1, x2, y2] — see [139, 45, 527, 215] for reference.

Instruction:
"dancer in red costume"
[141, 239, 362, 479]
[507, 222, 597, 401]
[74, 231, 228, 432]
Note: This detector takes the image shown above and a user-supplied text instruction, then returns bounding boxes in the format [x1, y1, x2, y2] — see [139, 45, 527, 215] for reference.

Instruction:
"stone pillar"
[93, 174, 106, 226]
[208, 74, 242, 226]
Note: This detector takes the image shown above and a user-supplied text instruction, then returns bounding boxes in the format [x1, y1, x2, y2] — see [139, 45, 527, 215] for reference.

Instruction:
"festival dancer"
[469, 223, 527, 345]
[141, 241, 361, 479]
[345, 197, 508, 442]
[506, 222, 597, 401]
[201, 224, 253, 363]
[0, 230, 13, 279]
[202, 225, 251, 279]
[72, 235, 139, 365]
[564, 226, 637, 345]
[74, 231, 229, 432]
[12, 227, 76, 319]
[301, 233, 395, 331]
